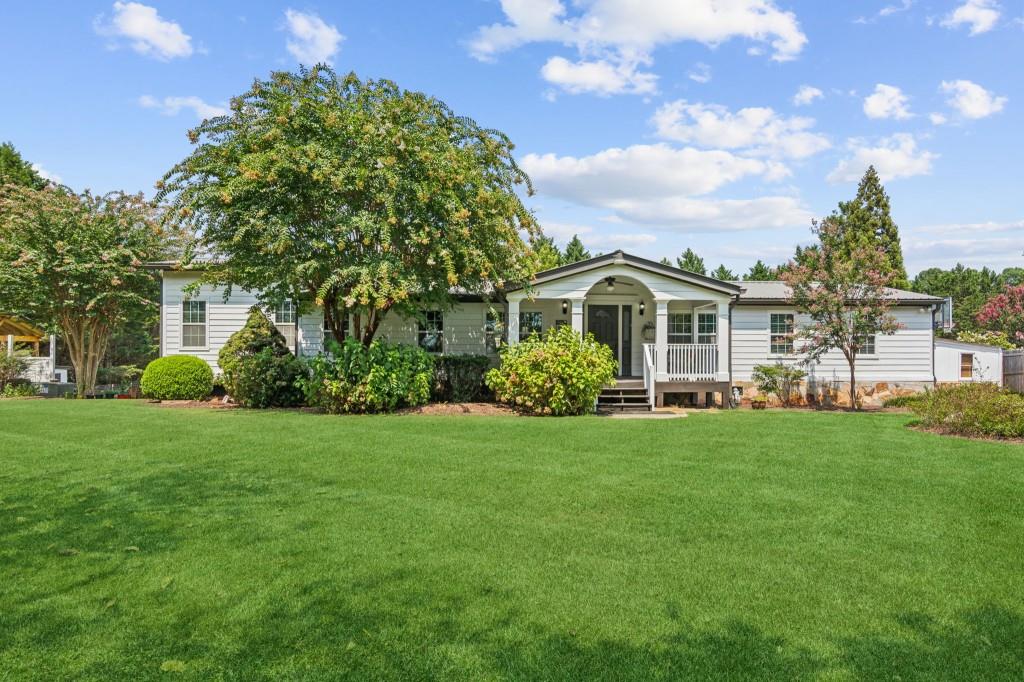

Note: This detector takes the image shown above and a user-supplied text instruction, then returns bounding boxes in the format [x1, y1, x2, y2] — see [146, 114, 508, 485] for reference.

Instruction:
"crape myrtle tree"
[0, 186, 165, 396]
[782, 218, 902, 410]
[158, 66, 540, 345]
[976, 285, 1024, 346]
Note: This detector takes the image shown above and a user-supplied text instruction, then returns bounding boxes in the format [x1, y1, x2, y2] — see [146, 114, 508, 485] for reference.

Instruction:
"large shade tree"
[782, 218, 902, 410]
[0, 142, 46, 190]
[158, 67, 540, 345]
[0, 186, 166, 396]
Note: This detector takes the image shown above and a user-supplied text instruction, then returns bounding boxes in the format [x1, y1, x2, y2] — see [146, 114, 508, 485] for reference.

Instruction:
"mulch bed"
[908, 424, 1024, 444]
[396, 402, 517, 416]
[149, 398, 238, 409]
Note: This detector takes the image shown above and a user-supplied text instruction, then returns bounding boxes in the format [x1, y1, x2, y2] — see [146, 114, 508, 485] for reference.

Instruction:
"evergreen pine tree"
[676, 248, 706, 275]
[0, 142, 47, 189]
[530, 235, 562, 272]
[826, 166, 909, 289]
[744, 260, 776, 280]
[711, 264, 736, 280]
[659, 257, 673, 267]
[561, 234, 591, 264]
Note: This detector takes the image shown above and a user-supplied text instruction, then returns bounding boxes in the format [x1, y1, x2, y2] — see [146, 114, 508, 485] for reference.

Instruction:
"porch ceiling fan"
[604, 276, 634, 292]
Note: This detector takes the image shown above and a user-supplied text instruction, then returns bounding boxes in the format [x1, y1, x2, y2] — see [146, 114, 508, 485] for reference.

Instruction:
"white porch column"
[655, 300, 668, 380]
[507, 298, 520, 346]
[49, 334, 57, 381]
[716, 301, 730, 382]
[6, 335, 13, 357]
[571, 299, 584, 336]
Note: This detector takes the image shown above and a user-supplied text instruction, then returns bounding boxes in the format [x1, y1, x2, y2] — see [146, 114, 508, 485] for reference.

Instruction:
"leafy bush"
[2, 380, 38, 397]
[140, 355, 214, 400]
[300, 338, 434, 414]
[218, 307, 305, 408]
[0, 355, 28, 391]
[433, 355, 491, 402]
[751, 362, 807, 407]
[911, 383, 1024, 438]
[485, 324, 616, 416]
[955, 330, 1017, 350]
[882, 394, 924, 409]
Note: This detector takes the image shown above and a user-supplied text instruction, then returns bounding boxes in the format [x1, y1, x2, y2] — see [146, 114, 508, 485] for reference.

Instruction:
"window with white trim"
[857, 334, 876, 356]
[697, 312, 717, 345]
[668, 313, 692, 344]
[519, 311, 543, 341]
[770, 313, 795, 355]
[418, 311, 444, 353]
[181, 301, 207, 348]
[485, 311, 506, 352]
[274, 301, 297, 350]
[960, 353, 973, 379]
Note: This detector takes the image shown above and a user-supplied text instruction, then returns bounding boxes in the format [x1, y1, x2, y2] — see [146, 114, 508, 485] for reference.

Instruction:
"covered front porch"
[504, 251, 739, 409]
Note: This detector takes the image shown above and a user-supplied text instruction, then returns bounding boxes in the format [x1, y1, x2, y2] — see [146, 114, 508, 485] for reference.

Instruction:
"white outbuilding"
[934, 338, 1003, 385]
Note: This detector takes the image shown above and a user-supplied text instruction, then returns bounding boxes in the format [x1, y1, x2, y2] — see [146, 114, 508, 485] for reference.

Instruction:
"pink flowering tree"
[781, 218, 902, 410]
[976, 285, 1024, 346]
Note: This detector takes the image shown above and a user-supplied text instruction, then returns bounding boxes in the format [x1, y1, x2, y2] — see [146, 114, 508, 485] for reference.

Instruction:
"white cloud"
[940, 79, 1007, 119]
[863, 83, 913, 119]
[688, 62, 712, 84]
[521, 143, 810, 232]
[651, 100, 830, 159]
[941, 0, 1001, 35]
[903, 236, 1024, 271]
[284, 9, 343, 65]
[928, 112, 948, 125]
[913, 219, 1024, 236]
[540, 55, 657, 96]
[95, 2, 193, 60]
[591, 232, 659, 248]
[139, 95, 228, 119]
[31, 163, 61, 184]
[541, 221, 594, 242]
[792, 85, 823, 106]
[469, 0, 807, 96]
[827, 134, 937, 183]
[855, 0, 913, 24]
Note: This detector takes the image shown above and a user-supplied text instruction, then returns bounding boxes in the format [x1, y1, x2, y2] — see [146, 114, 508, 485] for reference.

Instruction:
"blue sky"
[3, 1, 1022, 276]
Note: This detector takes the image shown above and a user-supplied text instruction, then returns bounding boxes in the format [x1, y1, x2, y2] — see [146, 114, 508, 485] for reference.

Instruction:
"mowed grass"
[1, 401, 1022, 681]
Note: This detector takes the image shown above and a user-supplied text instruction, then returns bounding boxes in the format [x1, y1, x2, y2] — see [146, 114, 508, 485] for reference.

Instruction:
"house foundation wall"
[733, 380, 933, 408]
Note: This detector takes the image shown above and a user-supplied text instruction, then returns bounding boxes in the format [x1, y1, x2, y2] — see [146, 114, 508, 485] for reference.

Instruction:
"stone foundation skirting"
[734, 379, 932, 408]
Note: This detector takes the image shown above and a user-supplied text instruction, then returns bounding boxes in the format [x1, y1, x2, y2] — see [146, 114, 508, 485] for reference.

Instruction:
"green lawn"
[1, 401, 1022, 681]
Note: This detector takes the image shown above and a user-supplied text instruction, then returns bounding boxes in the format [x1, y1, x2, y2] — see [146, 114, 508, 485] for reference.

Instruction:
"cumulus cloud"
[792, 85, 823, 106]
[929, 112, 948, 125]
[688, 62, 712, 84]
[521, 144, 810, 231]
[31, 163, 61, 184]
[941, 0, 1001, 35]
[540, 55, 657, 96]
[469, 0, 807, 95]
[139, 94, 228, 119]
[651, 100, 830, 159]
[827, 134, 937, 183]
[94, 2, 193, 60]
[284, 9, 343, 65]
[940, 79, 1007, 118]
[863, 83, 913, 119]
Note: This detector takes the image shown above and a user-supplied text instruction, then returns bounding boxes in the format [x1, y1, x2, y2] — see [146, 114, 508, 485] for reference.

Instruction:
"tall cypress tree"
[826, 166, 909, 289]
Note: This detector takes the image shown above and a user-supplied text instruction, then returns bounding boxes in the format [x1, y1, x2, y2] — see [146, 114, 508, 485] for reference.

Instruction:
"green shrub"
[751, 362, 807, 407]
[433, 355, 491, 402]
[485, 325, 616, 415]
[96, 364, 143, 390]
[0, 355, 28, 391]
[955, 330, 1017, 350]
[2, 380, 38, 398]
[140, 355, 213, 400]
[911, 383, 1024, 438]
[218, 307, 305, 408]
[882, 394, 924, 409]
[300, 338, 434, 414]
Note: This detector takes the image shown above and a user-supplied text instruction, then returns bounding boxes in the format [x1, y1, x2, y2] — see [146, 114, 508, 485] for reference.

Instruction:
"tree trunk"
[63, 317, 109, 397]
[359, 309, 383, 347]
[848, 358, 858, 411]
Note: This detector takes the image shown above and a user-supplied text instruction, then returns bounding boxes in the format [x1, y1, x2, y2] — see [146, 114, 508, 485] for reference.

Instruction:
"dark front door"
[588, 305, 619, 373]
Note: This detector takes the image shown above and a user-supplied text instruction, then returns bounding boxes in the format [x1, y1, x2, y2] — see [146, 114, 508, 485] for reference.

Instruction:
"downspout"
[729, 295, 738, 407]
[930, 302, 939, 387]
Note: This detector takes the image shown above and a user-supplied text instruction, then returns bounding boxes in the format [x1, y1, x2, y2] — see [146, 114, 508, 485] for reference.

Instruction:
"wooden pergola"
[1, 315, 46, 355]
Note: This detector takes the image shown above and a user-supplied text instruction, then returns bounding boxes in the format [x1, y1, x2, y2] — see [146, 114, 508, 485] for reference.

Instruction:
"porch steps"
[597, 380, 651, 413]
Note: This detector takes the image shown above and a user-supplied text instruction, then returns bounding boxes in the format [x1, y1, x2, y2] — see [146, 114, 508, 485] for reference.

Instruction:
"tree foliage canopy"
[561, 234, 591, 265]
[744, 260, 777, 281]
[676, 248, 706, 275]
[158, 67, 540, 345]
[710, 264, 736, 281]
[0, 185, 166, 395]
[0, 142, 46, 190]
[782, 218, 902, 409]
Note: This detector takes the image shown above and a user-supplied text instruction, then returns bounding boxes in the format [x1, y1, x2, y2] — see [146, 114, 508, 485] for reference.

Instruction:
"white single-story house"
[933, 338, 1003, 385]
[151, 250, 954, 409]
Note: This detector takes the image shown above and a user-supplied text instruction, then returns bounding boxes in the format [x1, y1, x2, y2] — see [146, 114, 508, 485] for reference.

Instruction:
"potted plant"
[751, 395, 768, 410]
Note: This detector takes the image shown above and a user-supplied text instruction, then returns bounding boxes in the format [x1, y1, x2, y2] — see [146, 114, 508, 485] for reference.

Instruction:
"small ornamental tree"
[975, 285, 1024, 346]
[218, 306, 305, 407]
[0, 185, 165, 396]
[781, 218, 902, 410]
[158, 66, 539, 347]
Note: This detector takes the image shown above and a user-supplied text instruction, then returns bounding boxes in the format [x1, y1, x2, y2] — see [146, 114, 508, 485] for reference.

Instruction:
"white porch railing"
[642, 343, 656, 410]
[21, 357, 55, 383]
[644, 343, 718, 382]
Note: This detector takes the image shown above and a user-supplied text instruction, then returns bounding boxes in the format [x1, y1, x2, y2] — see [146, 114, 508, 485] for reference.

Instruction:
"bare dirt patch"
[396, 402, 517, 416]
[149, 398, 237, 410]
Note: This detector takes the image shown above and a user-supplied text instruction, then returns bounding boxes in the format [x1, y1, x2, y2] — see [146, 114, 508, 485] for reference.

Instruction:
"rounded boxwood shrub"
[485, 324, 616, 415]
[300, 338, 434, 414]
[219, 306, 305, 408]
[141, 355, 214, 400]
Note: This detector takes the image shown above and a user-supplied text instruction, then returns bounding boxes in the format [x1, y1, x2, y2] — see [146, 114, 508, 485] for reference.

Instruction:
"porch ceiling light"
[605, 276, 615, 292]
[561, 300, 569, 315]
